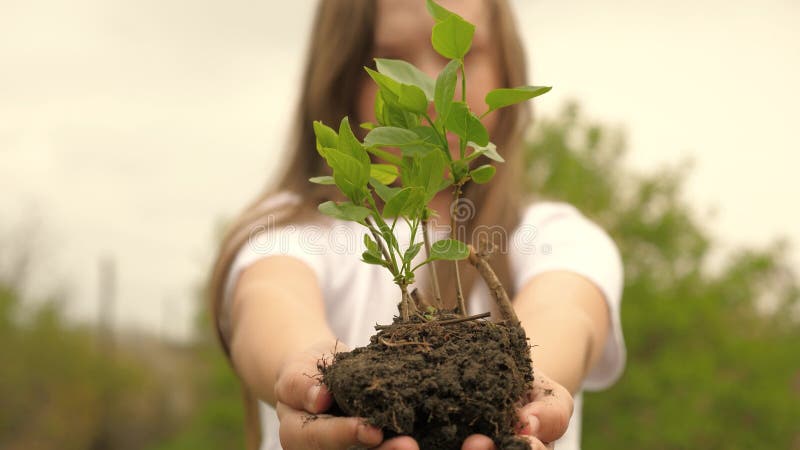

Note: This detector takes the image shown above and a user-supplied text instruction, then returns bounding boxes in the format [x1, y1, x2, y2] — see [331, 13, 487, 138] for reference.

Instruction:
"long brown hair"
[208, 1, 531, 447]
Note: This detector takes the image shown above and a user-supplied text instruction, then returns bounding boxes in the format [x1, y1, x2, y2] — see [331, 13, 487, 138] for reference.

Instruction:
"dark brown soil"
[320, 313, 533, 450]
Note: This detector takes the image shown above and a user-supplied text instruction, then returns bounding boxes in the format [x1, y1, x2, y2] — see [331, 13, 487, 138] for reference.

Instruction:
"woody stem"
[467, 244, 519, 326]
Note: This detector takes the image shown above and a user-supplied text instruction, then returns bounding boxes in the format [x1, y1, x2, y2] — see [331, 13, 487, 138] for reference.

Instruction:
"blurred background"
[1, 0, 798, 449]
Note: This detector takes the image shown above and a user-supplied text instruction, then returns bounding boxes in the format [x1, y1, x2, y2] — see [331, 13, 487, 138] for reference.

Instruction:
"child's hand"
[460, 370, 573, 450]
[515, 370, 573, 447]
[275, 342, 419, 450]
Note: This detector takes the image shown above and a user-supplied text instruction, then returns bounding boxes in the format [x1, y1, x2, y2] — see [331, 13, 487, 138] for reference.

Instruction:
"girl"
[209, 1, 625, 449]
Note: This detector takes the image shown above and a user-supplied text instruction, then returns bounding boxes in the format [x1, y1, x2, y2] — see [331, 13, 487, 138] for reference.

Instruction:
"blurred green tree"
[524, 103, 800, 449]
[149, 292, 244, 450]
[0, 282, 174, 450]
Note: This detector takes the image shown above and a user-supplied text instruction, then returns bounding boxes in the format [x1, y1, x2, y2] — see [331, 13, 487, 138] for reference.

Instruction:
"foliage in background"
[149, 304, 244, 450]
[0, 282, 177, 450]
[524, 103, 800, 449]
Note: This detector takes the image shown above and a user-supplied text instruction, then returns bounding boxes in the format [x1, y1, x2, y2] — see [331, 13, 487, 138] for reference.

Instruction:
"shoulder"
[511, 201, 620, 263]
[516, 200, 597, 230]
[509, 200, 623, 304]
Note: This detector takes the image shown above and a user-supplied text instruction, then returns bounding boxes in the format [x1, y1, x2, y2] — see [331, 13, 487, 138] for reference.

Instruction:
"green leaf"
[411, 126, 440, 147]
[431, 14, 475, 60]
[469, 164, 496, 184]
[360, 122, 377, 131]
[362, 234, 387, 267]
[370, 164, 399, 185]
[426, 0, 455, 21]
[361, 251, 388, 267]
[376, 220, 398, 252]
[398, 83, 428, 114]
[365, 126, 437, 156]
[337, 117, 370, 166]
[366, 146, 403, 166]
[428, 239, 469, 261]
[375, 58, 435, 101]
[451, 159, 469, 181]
[366, 67, 428, 115]
[466, 141, 504, 162]
[374, 89, 389, 125]
[375, 90, 420, 128]
[365, 126, 421, 146]
[434, 59, 460, 119]
[383, 187, 424, 218]
[484, 86, 552, 114]
[404, 150, 447, 202]
[331, 118, 370, 201]
[309, 175, 335, 185]
[445, 102, 489, 146]
[318, 147, 369, 202]
[318, 201, 372, 224]
[403, 242, 424, 264]
[364, 233, 380, 255]
[313, 121, 338, 151]
[369, 178, 402, 203]
[366, 67, 400, 97]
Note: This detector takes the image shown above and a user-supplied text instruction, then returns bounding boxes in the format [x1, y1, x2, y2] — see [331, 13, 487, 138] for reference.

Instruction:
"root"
[374, 312, 491, 331]
[379, 337, 431, 350]
[436, 311, 491, 326]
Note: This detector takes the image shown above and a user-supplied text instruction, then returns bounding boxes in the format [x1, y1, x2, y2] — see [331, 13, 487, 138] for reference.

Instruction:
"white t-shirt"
[223, 193, 626, 450]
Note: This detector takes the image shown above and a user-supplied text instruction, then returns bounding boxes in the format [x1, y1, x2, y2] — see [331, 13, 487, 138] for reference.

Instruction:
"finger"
[516, 435, 552, 450]
[461, 434, 496, 450]
[518, 374, 573, 443]
[274, 359, 333, 413]
[374, 435, 420, 450]
[276, 402, 382, 450]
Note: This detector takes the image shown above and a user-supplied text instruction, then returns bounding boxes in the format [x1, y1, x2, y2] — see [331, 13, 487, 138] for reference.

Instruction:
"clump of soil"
[320, 313, 533, 450]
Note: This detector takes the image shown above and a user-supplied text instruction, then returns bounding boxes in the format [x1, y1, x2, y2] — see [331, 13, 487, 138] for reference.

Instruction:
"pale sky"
[1, 0, 798, 340]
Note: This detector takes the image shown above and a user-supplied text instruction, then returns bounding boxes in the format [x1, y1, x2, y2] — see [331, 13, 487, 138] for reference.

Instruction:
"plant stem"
[366, 218, 397, 277]
[467, 243, 520, 326]
[423, 113, 452, 161]
[365, 194, 401, 274]
[451, 187, 466, 316]
[460, 63, 466, 102]
[399, 284, 417, 321]
[421, 218, 442, 308]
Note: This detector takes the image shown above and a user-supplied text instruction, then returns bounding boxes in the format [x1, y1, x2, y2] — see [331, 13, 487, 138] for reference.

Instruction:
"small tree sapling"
[310, 0, 550, 322]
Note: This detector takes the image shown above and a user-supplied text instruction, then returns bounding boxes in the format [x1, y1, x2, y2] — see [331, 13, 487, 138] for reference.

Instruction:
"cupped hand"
[274, 341, 420, 450]
[275, 343, 570, 450]
[460, 370, 573, 450]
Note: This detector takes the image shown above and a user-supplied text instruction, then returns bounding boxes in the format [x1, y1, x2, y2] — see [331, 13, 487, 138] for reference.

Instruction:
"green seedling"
[310, 0, 550, 321]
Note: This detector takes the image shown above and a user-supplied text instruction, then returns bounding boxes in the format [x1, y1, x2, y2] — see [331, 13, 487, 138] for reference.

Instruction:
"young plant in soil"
[309, 2, 550, 448]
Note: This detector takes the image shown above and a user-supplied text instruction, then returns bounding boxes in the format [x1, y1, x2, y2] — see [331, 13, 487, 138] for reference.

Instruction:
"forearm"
[516, 303, 594, 393]
[228, 256, 336, 406]
[513, 271, 610, 394]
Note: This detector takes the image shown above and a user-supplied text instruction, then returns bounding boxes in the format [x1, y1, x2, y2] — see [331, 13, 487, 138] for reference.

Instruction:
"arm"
[229, 255, 335, 405]
[513, 270, 611, 394]
[228, 255, 386, 449]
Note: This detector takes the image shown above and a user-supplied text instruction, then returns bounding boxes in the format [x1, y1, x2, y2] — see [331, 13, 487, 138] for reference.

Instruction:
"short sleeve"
[219, 221, 329, 344]
[510, 201, 626, 390]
